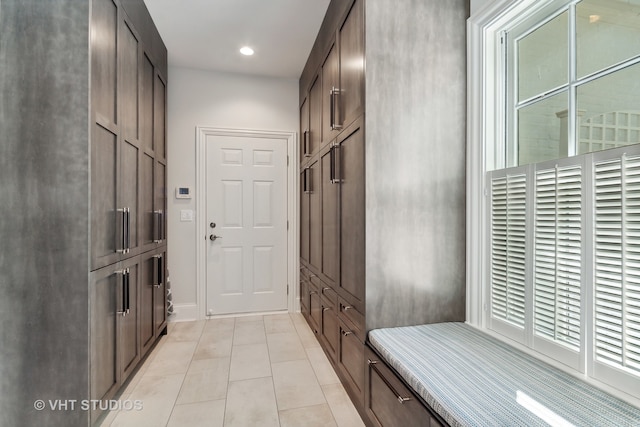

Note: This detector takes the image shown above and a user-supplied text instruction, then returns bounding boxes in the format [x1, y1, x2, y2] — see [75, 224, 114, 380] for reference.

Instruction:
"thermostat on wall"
[175, 187, 192, 199]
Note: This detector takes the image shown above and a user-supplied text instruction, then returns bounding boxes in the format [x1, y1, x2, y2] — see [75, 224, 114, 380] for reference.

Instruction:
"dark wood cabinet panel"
[91, 125, 119, 270]
[154, 161, 167, 244]
[365, 347, 432, 427]
[309, 282, 322, 335]
[322, 42, 340, 144]
[91, 0, 118, 126]
[140, 153, 155, 248]
[119, 258, 140, 380]
[154, 74, 167, 161]
[338, 119, 365, 311]
[320, 144, 339, 286]
[153, 249, 168, 336]
[338, 0, 364, 128]
[309, 159, 322, 272]
[309, 75, 322, 158]
[121, 140, 139, 253]
[300, 169, 311, 265]
[120, 19, 140, 144]
[140, 251, 155, 355]
[89, 267, 119, 408]
[321, 301, 339, 362]
[300, 97, 310, 163]
[141, 54, 154, 154]
[338, 318, 365, 405]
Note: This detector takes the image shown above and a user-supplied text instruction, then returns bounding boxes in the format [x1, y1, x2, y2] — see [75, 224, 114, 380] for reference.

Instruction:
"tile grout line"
[163, 320, 210, 427]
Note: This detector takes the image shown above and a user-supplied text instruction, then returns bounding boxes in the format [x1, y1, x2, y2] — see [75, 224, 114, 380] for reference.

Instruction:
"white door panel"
[206, 134, 287, 315]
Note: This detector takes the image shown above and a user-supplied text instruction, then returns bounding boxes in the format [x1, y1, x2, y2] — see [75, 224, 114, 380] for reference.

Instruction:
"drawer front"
[338, 297, 364, 341]
[312, 275, 337, 308]
[365, 347, 434, 427]
[338, 319, 364, 403]
[321, 303, 339, 361]
[309, 282, 321, 334]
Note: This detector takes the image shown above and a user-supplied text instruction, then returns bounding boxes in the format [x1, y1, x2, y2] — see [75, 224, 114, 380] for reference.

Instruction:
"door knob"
[209, 235, 222, 241]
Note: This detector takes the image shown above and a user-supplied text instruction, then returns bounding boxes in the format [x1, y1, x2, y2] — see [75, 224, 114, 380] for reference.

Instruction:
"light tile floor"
[101, 313, 366, 427]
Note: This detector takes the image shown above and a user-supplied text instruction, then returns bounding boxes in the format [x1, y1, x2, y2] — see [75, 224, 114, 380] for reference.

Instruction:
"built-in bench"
[366, 322, 640, 427]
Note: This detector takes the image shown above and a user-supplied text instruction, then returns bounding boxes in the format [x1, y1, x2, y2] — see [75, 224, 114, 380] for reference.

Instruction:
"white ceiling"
[143, 0, 331, 79]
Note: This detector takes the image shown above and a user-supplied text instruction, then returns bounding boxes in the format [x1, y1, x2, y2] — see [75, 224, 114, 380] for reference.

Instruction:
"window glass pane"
[577, 0, 640, 78]
[518, 12, 568, 101]
[577, 62, 640, 154]
[518, 92, 568, 165]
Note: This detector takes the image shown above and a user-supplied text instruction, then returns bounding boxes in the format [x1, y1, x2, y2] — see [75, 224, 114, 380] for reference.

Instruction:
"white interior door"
[205, 134, 288, 315]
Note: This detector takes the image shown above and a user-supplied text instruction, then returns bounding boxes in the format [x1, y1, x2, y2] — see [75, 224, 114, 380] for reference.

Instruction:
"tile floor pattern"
[100, 313, 366, 427]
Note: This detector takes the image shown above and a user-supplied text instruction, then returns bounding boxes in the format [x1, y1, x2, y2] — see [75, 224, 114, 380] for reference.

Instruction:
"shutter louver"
[491, 173, 527, 328]
[534, 165, 582, 350]
[594, 155, 640, 377]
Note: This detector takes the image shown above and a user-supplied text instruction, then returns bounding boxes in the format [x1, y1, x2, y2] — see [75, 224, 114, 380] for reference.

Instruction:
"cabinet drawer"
[338, 297, 364, 341]
[319, 283, 338, 308]
[338, 318, 364, 404]
[365, 347, 433, 427]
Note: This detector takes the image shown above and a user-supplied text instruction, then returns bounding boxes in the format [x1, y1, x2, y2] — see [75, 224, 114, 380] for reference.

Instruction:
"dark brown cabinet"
[365, 347, 442, 427]
[89, 0, 167, 423]
[0, 0, 167, 425]
[299, 1, 468, 425]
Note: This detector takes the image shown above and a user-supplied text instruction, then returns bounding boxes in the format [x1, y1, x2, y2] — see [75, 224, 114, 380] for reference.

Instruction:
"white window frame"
[467, 0, 640, 407]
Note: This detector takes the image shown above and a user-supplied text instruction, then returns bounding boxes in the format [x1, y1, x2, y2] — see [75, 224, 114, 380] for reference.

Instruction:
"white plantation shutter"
[594, 155, 640, 376]
[534, 165, 582, 350]
[491, 173, 527, 328]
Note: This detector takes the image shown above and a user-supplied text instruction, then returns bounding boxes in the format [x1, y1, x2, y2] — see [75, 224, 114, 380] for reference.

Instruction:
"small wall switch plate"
[180, 209, 194, 222]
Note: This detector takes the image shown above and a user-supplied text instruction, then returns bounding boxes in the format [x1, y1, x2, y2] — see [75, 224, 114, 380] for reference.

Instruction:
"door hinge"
[287, 155, 289, 166]
[287, 284, 289, 295]
[287, 220, 289, 230]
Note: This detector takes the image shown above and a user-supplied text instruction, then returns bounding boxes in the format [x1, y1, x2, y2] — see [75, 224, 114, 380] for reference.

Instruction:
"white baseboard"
[168, 303, 199, 322]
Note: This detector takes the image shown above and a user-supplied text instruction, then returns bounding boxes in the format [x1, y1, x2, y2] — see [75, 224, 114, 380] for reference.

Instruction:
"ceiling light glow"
[240, 46, 254, 56]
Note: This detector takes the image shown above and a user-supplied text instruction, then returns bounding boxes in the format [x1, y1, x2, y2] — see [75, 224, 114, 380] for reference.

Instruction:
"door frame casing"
[196, 127, 299, 319]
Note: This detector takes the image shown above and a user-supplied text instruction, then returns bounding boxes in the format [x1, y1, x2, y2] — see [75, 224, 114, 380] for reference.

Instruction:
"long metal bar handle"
[368, 359, 412, 405]
[117, 208, 126, 253]
[158, 254, 164, 287]
[125, 268, 130, 314]
[334, 143, 342, 183]
[303, 130, 310, 157]
[125, 207, 131, 253]
[330, 145, 336, 183]
[303, 167, 309, 193]
[330, 87, 342, 131]
[116, 269, 127, 316]
[152, 254, 163, 288]
[154, 210, 164, 243]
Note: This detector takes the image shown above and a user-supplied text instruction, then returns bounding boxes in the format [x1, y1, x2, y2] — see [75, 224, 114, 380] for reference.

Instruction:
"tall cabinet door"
[119, 256, 140, 381]
[339, 0, 365, 129]
[338, 118, 365, 312]
[139, 250, 156, 355]
[91, 0, 120, 271]
[120, 17, 141, 256]
[308, 74, 322, 158]
[300, 168, 311, 265]
[320, 144, 339, 287]
[322, 42, 340, 144]
[139, 53, 157, 252]
[300, 97, 310, 163]
[308, 158, 322, 273]
[153, 72, 168, 245]
[153, 248, 167, 336]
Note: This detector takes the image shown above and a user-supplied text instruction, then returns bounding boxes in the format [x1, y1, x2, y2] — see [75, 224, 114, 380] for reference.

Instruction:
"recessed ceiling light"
[240, 46, 254, 56]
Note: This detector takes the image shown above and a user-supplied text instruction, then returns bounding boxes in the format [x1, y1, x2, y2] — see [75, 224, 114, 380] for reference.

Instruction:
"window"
[469, 0, 640, 402]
